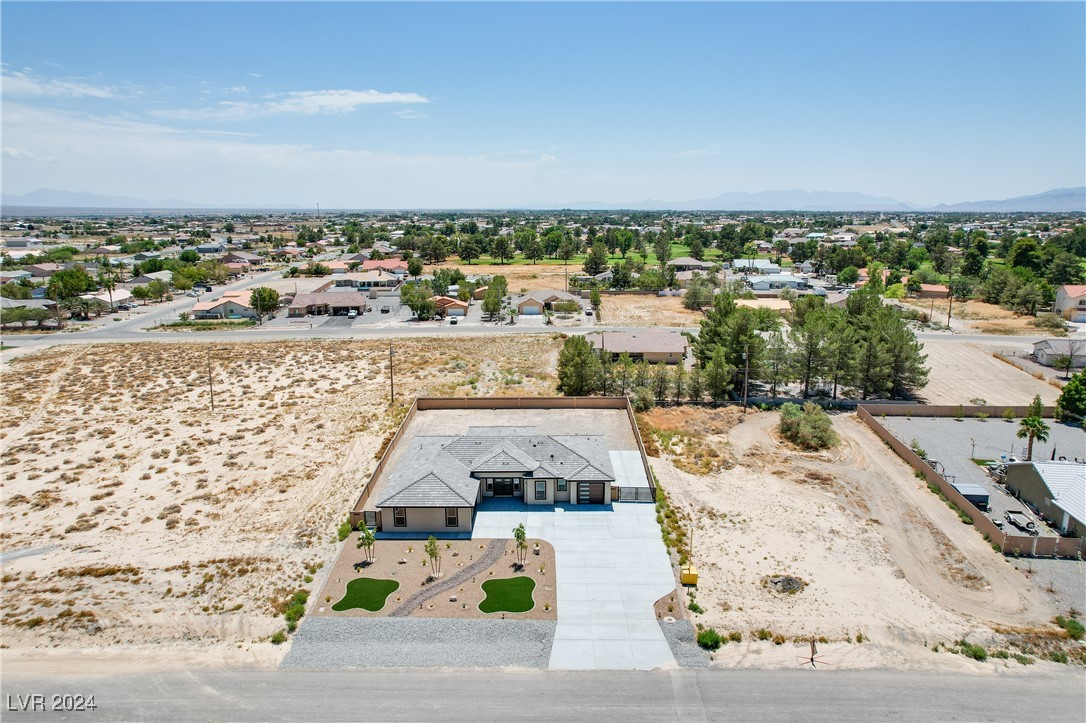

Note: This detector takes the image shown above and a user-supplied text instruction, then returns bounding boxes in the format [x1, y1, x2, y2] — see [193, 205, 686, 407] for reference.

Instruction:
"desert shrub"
[755, 628, 773, 641]
[631, 386, 655, 412]
[1031, 313, 1067, 333]
[778, 402, 838, 450]
[1047, 650, 1069, 664]
[728, 631, 742, 643]
[697, 627, 723, 650]
[270, 629, 287, 645]
[957, 640, 987, 661]
[1054, 615, 1085, 640]
[337, 519, 352, 542]
[688, 601, 704, 615]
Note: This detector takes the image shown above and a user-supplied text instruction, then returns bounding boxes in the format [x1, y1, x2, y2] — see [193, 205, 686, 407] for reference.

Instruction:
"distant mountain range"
[0, 188, 302, 211]
[2, 186, 1083, 213]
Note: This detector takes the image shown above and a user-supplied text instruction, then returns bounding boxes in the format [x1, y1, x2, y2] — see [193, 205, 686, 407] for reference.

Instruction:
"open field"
[600, 295, 703, 327]
[917, 340, 1060, 405]
[649, 408, 1078, 670]
[435, 262, 579, 293]
[902, 299, 1066, 335]
[0, 335, 562, 669]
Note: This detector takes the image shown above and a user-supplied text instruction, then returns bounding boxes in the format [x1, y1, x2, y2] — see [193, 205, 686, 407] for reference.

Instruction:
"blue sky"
[2, 2, 1083, 208]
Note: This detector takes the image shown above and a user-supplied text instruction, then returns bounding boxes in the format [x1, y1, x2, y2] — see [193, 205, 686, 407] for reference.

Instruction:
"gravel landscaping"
[659, 619, 711, 668]
[281, 617, 556, 668]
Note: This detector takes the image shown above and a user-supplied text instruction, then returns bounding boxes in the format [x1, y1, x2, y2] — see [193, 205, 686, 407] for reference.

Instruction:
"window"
[445, 508, 458, 527]
[557, 479, 567, 492]
[393, 507, 406, 527]
[485, 479, 493, 491]
[535, 480, 547, 501]
[513, 478, 521, 493]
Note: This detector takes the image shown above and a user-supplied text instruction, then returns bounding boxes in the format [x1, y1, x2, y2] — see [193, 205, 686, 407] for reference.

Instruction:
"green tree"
[651, 362, 670, 400]
[249, 286, 280, 324]
[408, 257, 424, 279]
[682, 275, 713, 311]
[524, 237, 545, 264]
[761, 329, 793, 398]
[653, 235, 672, 266]
[146, 279, 169, 301]
[356, 525, 376, 563]
[424, 535, 442, 575]
[704, 348, 734, 403]
[837, 266, 860, 285]
[1055, 370, 1086, 419]
[0, 282, 32, 300]
[481, 288, 502, 319]
[1047, 251, 1085, 286]
[558, 238, 578, 265]
[178, 249, 200, 264]
[457, 236, 480, 265]
[590, 288, 602, 316]
[1027, 394, 1044, 420]
[583, 241, 610, 276]
[557, 335, 602, 396]
[46, 267, 94, 303]
[1016, 416, 1050, 461]
[791, 310, 832, 397]
[513, 523, 528, 566]
[687, 366, 704, 402]
[778, 402, 838, 450]
[491, 236, 513, 264]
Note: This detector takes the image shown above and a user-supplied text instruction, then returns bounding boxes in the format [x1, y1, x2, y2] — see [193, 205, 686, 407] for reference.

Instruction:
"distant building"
[1031, 339, 1086, 369]
[589, 331, 688, 364]
[1054, 285, 1086, 323]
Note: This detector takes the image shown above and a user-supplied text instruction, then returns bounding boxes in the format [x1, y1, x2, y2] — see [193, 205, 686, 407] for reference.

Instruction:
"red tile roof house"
[191, 290, 256, 319]
[362, 259, 409, 275]
[914, 284, 949, 300]
[431, 295, 468, 316]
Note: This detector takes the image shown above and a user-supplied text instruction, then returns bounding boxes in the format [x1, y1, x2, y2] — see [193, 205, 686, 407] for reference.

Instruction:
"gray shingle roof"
[377, 427, 614, 508]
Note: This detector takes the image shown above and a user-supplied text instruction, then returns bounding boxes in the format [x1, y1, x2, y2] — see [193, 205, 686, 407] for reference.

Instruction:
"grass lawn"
[479, 576, 536, 614]
[331, 577, 399, 612]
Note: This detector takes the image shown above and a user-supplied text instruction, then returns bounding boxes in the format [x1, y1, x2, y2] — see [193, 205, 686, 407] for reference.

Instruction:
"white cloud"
[3, 145, 55, 162]
[156, 88, 429, 120]
[0, 104, 559, 207]
[673, 145, 721, 158]
[394, 108, 427, 120]
[1, 70, 118, 99]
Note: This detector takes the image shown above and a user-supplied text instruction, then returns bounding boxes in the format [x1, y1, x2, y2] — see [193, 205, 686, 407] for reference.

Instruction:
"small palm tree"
[1016, 417, 1050, 461]
[513, 523, 528, 567]
[424, 535, 441, 575]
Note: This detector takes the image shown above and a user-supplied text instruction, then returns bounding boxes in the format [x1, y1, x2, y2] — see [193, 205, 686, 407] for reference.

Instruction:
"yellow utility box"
[680, 565, 698, 586]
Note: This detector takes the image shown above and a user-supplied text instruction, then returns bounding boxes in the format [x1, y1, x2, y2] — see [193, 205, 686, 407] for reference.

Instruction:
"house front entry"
[491, 477, 520, 497]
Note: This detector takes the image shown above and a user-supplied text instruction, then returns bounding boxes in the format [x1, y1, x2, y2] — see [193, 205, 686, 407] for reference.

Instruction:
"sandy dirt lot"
[917, 340, 1060, 405]
[435, 262, 577, 294]
[600, 295, 703, 327]
[903, 299, 1063, 336]
[649, 408, 1071, 670]
[0, 335, 561, 670]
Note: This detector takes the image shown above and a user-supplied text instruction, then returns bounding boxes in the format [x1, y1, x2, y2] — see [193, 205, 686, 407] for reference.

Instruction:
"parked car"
[380, 306, 391, 314]
[449, 317, 458, 325]
[585, 308, 594, 316]
[347, 309, 358, 319]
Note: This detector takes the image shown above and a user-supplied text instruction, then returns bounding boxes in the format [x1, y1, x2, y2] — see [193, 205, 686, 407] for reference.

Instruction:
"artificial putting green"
[479, 576, 536, 614]
[331, 577, 399, 612]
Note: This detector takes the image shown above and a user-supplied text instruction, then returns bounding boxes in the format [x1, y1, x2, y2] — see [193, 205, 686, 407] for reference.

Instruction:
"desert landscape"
[0, 336, 561, 670]
[1, 336, 1080, 674]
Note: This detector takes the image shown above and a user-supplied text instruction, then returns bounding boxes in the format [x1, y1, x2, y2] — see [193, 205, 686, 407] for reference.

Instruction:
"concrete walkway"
[471, 499, 677, 671]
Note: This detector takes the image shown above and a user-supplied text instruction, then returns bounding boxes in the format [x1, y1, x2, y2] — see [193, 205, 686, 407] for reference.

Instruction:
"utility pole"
[388, 341, 395, 407]
[742, 342, 750, 410]
[207, 347, 215, 412]
[945, 276, 953, 328]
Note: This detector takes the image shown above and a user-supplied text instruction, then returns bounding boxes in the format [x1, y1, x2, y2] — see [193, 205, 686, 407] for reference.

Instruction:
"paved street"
[472, 500, 677, 670]
[2, 668, 1083, 721]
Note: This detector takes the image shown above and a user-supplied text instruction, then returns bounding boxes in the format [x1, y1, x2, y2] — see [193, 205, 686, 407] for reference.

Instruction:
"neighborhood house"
[590, 331, 689, 364]
[192, 290, 255, 319]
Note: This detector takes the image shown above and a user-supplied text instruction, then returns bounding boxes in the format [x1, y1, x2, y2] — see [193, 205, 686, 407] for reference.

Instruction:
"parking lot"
[880, 416, 1084, 537]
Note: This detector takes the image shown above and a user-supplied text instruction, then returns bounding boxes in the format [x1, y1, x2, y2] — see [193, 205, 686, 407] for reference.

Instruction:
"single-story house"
[222, 251, 262, 265]
[914, 284, 949, 300]
[271, 247, 303, 259]
[316, 270, 401, 291]
[192, 290, 255, 319]
[224, 262, 249, 276]
[1, 238, 44, 248]
[127, 270, 173, 286]
[80, 288, 132, 307]
[287, 291, 368, 316]
[431, 296, 468, 316]
[590, 331, 688, 364]
[747, 274, 808, 291]
[732, 259, 781, 274]
[1031, 339, 1086, 369]
[795, 260, 817, 274]
[132, 252, 160, 262]
[667, 257, 716, 273]
[512, 290, 581, 315]
[25, 263, 63, 278]
[0, 297, 55, 311]
[1054, 285, 1086, 323]
[0, 269, 33, 283]
[196, 243, 227, 255]
[472, 285, 489, 300]
[362, 259, 409, 275]
[1004, 462, 1085, 536]
[374, 426, 615, 532]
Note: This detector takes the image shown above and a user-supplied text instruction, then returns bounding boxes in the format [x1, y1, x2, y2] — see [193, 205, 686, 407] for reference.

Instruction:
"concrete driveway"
[471, 499, 677, 671]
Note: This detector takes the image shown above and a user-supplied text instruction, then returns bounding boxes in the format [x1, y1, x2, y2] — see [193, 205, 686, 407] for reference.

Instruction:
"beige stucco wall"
[378, 506, 473, 533]
[526, 478, 554, 505]
[1005, 466, 1083, 536]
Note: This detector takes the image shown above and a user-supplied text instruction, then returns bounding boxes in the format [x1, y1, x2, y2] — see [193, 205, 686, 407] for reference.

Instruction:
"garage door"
[578, 482, 605, 504]
[447, 308, 465, 316]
